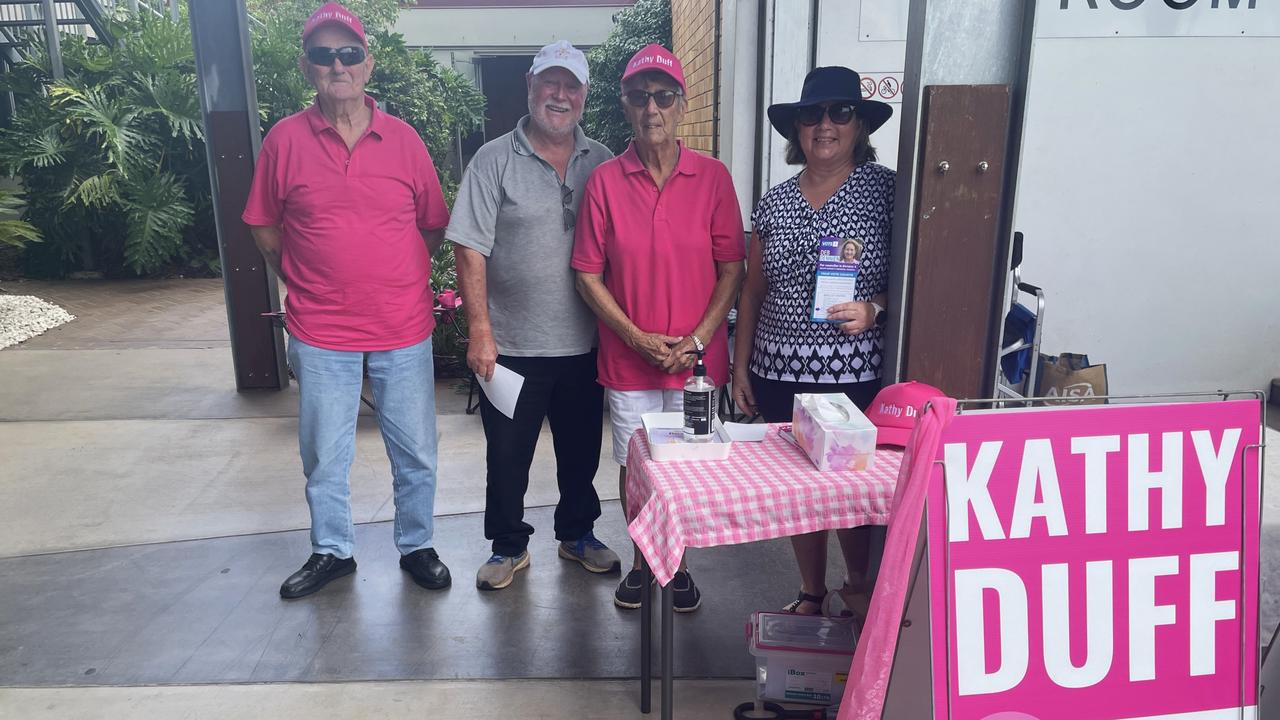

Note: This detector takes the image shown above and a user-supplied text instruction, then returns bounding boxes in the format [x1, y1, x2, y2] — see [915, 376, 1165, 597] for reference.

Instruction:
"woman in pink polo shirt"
[571, 44, 745, 613]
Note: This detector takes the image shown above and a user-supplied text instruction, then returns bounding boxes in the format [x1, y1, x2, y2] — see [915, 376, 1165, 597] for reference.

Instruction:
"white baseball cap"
[529, 40, 589, 84]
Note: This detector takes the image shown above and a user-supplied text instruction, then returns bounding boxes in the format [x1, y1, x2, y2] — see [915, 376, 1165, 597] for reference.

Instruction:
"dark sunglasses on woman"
[796, 102, 857, 127]
[306, 46, 367, 67]
[622, 89, 682, 109]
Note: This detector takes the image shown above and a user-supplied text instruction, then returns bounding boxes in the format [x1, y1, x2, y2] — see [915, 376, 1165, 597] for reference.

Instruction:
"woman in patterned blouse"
[731, 66, 895, 618]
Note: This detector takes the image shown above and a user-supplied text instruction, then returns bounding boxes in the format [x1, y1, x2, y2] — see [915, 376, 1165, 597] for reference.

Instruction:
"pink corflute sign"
[926, 400, 1262, 720]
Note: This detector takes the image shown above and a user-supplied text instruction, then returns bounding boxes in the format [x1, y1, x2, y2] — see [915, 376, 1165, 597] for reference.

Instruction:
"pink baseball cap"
[866, 381, 946, 447]
[621, 44, 686, 93]
[302, 2, 367, 49]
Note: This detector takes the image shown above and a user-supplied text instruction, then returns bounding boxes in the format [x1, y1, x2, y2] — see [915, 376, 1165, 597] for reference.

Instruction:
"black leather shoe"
[400, 547, 451, 590]
[279, 553, 356, 599]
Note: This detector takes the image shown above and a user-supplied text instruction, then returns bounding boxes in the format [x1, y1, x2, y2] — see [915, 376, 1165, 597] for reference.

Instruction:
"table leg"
[641, 559, 652, 713]
[661, 579, 674, 720]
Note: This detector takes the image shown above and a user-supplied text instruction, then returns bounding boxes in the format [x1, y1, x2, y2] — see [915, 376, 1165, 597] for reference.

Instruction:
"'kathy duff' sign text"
[927, 401, 1261, 720]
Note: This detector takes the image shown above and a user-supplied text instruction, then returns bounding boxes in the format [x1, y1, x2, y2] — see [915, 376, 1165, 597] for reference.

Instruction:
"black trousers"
[479, 351, 604, 557]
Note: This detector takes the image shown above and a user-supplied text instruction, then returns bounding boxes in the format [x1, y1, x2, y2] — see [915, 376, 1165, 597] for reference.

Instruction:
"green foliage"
[0, 12, 213, 276]
[582, 0, 672, 154]
[0, 190, 41, 249]
[2, 0, 485, 279]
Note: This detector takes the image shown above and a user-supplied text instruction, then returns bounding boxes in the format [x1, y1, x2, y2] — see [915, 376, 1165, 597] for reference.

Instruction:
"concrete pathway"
[2, 278, 1277, 720]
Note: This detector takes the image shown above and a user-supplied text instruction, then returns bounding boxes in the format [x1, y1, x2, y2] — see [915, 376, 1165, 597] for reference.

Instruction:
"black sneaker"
[613, 568, 652, 609]
[671, 570, 702, 613]
[279, 553, 356, 599]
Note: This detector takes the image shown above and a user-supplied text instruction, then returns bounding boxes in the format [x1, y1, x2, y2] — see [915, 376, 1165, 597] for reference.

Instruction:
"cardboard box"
[791, 393, 877, 471]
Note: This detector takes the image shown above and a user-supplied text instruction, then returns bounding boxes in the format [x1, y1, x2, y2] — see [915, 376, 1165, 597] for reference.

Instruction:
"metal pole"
[169, 0, 179, 23]
[189, 0, 287, 391]
[661, 582, 674, 720]
[128, 0, 139, 13]
[39, 0, 63, 80]
[640, 559, 652, 713]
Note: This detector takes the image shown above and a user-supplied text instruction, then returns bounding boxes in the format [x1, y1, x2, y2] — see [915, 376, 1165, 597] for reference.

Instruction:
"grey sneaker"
[475, 551, 529, 591]
[558, 531, 622, 574]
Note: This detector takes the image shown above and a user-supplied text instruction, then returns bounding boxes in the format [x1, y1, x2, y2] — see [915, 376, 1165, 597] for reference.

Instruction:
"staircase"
[0, 0, 115, 51]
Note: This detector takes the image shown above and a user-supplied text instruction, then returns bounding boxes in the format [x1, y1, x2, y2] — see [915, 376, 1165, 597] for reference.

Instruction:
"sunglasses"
[306, 45, 367, 67]
[561, 184, 575, 231]
[796, 102, 857, 127]
[622, 89, 682, 109]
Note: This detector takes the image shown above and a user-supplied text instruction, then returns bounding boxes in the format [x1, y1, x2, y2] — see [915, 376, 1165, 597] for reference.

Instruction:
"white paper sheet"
[722, 422, 768, 442]
[475, 364, 524, 420]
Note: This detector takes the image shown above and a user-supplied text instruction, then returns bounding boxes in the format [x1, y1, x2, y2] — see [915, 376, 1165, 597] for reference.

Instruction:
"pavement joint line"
[0, 502, 608, 562]
[0, 675, 754, 690]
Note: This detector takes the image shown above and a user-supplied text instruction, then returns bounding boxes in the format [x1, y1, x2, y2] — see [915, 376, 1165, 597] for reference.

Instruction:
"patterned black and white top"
[748, 162, 895, 384]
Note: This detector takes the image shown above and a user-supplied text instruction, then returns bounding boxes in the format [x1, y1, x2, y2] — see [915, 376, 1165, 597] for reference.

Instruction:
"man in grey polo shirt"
[448, 40, 619, 591]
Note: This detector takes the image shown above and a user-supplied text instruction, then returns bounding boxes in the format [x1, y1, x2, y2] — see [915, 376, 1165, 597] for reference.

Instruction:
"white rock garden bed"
[0, 295, 75, 349]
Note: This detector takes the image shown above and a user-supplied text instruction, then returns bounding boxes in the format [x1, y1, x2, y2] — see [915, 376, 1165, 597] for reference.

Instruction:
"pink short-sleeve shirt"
[242, 96, 449, 351]
[571, 142, 745, 390]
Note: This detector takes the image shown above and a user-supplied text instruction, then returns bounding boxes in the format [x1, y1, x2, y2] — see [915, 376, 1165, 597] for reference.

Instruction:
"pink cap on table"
[303, 2, 368, 49]
[866, 381, 946, 447]
[621, 44, 685, 93]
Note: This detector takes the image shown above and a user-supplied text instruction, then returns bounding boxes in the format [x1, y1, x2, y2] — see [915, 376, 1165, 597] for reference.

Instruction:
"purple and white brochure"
[810, 235, 861, 322]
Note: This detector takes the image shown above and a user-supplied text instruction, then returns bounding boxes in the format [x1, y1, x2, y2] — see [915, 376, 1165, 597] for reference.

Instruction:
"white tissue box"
[791, 393, 877, 472]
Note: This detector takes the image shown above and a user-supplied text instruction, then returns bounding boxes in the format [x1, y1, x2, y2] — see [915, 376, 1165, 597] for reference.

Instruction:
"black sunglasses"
[306, 45, 367, 67]
[623, 89, 682, 109]
[561, 184, 575, 232]
[796, 102, 857, 127]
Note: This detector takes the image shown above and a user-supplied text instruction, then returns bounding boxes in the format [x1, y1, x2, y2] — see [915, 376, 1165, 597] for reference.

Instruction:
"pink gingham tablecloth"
[625, 425, 903, 585]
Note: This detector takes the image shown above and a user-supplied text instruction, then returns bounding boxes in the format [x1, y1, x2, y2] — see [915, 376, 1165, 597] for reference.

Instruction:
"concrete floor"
[1, 279, 1277, 720]
[0, 680, 755, 720]
[0, 280, 778, 719]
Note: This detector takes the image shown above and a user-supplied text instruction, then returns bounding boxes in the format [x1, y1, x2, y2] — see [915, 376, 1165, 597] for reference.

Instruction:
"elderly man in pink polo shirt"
[242, 3, 452, 599]
[572, 44, 746, 612]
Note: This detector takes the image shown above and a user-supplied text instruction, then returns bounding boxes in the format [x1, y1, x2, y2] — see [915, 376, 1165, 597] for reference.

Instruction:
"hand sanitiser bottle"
[682, 350, 716, 443]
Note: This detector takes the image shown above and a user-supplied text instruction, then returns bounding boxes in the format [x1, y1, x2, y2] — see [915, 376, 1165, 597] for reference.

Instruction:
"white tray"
[642, 412, 733, 462]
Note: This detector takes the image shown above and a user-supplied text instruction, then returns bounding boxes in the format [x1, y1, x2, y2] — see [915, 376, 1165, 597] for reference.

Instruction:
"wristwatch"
[871, 302, 887, 327]
[690, 333, 705, 352]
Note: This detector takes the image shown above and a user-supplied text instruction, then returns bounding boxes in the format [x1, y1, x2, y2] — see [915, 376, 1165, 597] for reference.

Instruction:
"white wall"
[720, 0, 911, 227]
[717, 0, 758, 226]
[1014, 29, 1280, 394]
[394, 6, 625, 52]
[815, 0, 908, 174]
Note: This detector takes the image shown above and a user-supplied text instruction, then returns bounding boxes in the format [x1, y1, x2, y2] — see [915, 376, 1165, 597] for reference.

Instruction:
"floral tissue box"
[791, 393, 877, 472]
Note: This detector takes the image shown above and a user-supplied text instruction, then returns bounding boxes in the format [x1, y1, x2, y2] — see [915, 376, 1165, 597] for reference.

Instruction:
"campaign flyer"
[811, 236, 861, 322]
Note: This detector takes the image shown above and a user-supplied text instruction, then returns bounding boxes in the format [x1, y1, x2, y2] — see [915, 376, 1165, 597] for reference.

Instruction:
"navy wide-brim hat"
[767, 66, 893, 138]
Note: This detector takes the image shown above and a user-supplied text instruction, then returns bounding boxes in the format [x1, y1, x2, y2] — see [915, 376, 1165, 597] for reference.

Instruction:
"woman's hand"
[732, 367, 757, 416]
[628, 330, 684, 368]
[827, 301, 876, 336]
[661, 336, 701, 374]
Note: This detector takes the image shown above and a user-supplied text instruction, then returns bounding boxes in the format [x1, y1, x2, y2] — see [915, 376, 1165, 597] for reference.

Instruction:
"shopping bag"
[1035, 352, 1108, 405]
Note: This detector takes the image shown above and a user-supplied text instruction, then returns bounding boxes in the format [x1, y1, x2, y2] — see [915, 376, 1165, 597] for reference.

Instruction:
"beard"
[528, 97, 580, 138]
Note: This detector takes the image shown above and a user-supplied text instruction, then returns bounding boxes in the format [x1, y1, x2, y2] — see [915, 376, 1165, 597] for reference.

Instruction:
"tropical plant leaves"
[120, 172, 192, 274]
[134, 72, 203, 145]
[66, 172, 121, 209]
[0, 190, 42, 248]
[4, 0, 486, 277]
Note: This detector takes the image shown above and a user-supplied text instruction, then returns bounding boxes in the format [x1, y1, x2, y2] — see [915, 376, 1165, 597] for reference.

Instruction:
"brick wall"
[671, 0, 717, 156]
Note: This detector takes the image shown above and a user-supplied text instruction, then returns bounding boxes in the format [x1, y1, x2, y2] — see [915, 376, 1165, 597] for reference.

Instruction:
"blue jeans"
[288, 336, 438, 559]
